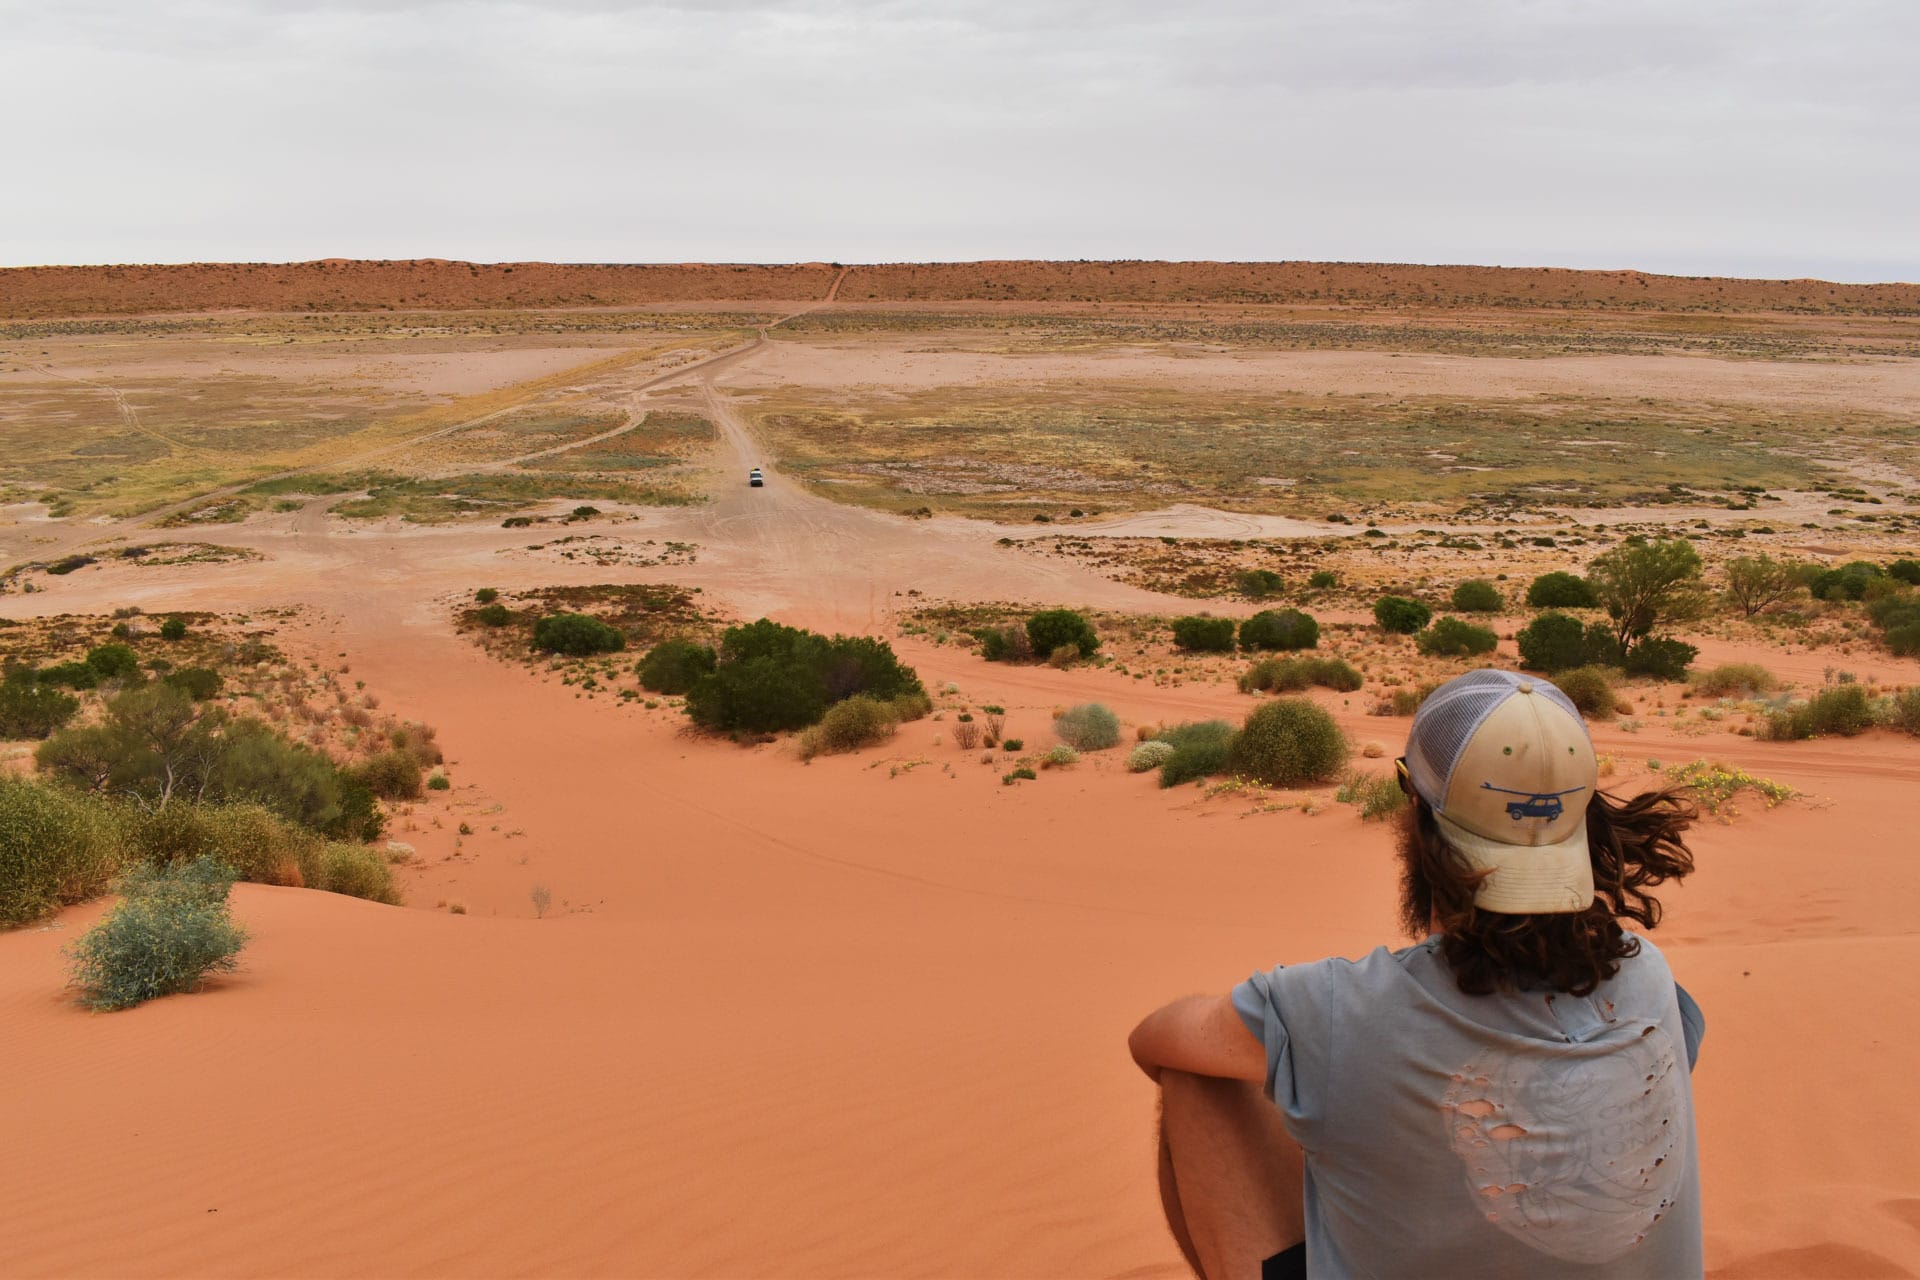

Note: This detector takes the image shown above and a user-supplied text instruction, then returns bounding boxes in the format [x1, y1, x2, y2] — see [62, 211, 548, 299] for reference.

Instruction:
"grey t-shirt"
[1233, 933, 1704, 1278]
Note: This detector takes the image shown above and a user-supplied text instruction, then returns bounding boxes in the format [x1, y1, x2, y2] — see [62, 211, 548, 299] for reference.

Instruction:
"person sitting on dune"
[1130, 668, 1704, 1279]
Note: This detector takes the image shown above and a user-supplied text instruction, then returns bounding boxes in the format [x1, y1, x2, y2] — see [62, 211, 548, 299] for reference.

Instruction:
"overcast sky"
[3, 0, 1915, 280]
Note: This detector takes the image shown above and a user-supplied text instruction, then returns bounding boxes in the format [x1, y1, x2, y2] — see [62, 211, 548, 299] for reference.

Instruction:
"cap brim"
[1435, 813, 1596, 914]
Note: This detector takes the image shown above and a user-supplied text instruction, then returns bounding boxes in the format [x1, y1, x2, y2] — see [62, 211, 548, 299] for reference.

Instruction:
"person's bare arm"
[1128, 994, 1267, 1084]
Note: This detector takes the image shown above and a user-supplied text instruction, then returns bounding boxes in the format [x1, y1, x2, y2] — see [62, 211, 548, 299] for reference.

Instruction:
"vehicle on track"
[748, 467, 764, 487]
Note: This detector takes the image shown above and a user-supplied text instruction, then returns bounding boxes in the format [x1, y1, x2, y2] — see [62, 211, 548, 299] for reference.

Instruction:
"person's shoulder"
[1291, 937, 1445, 990]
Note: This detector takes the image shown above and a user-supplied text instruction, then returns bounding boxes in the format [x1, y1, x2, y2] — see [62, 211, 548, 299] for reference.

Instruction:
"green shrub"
[0, 776, 125, 928]
[1888, 689, 1920, 736]
[1127, 740, 1176, 772]
[163, 667, 224, 701]
[474, 587, 500, 604]
[1026, 609, 1099, 659]
[426, 772, 450, 791]
[974, 624, 1033, 663]
[1372, 597, 1431, 635]
[0, 668, 81, 739]
[85, 643, 142, 680]
[1235, 569, 1285, 600]
[315, 843, 401, 905]
[66, 857, 247, 1010]
[1553, 667, 1615, 719]
[1239, 608, 1320, 651]
[637, 639, 717, 694]
[1450, 580, 1503, 613]
[685, 619, 923, 734]
[1239, 656, 1362, 694]
[1046, 643, 1081, 669]
[1055, 703, 1121, 750]
[1416, 617, 1499, 658]
[532, 612, 626, 656]
[1691, 663, 1776, 698]
[1762, 685, 1877, 740]
[1001, 738, 1024, 751]
[355, 749, 424, 801]
[1171, 616, 1238, 653]
[1809, 560, 1883, 602]
[37, 660, 99, 690]
[1155, 720, 1238, 788]
[1516, 612, 1589, 672]
[1889, 560, 1920, 586]
[1622, 637, 1699, 680]
[1335, 771, 1408, 820]
[1002, 766, 1037, 784]
[159, 616, 188, 641]
[797, 695, 898, 759]
[475, 603, 512, 627]
[884, 690, 933, 722]
[1525, 571, 1599, 608]
[1888, 623, 1920, 658]
[1043, 744, 1080, 767]
[1229, 699, 1348, 787]
[1307, 570, 1338, 590]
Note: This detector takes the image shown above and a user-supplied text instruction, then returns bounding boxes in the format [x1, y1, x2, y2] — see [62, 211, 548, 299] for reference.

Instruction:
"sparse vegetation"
[1336, 770, 1408, 820]
[66, 857, 248, 1010]
[1054, 703, 1121, 751]
[1691, 663, 1777, 698]
[1239, 608, 1319, 652]
[1449, 580, 1503, 613]
[797, 695, 901, 759]
[1415, 616, 1499, 658]
[1372, 596, 1431, 635]
[1229, 699, 1348, 787]
[1171, 615, 1238, 653]
[1239, 656, 1363, 694]
[1760, 685, 1877, 740]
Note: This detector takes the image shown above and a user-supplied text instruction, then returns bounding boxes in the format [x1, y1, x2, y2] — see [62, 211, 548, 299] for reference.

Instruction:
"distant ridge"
[3, 259, 1916, 319]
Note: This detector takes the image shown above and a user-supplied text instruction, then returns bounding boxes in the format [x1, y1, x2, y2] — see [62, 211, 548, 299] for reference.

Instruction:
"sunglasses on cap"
[1394, 757, 1416, 799]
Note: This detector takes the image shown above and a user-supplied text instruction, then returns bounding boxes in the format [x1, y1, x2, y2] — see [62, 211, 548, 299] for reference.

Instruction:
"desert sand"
[4, 266, 1920, 1278]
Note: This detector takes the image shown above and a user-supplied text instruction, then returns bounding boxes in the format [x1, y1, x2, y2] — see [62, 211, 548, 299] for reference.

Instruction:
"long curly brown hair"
[1398, 787, 1699, 996]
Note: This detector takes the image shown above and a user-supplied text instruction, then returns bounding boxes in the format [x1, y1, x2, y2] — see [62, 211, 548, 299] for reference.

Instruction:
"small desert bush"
[1888, 689, 1920, 737]
[1526, 571, 1599, 608]
[1622, 637, 1699, 681]
[1761, 685, 1877, 741]
[1809, 561, 1883, 602]
[1238, 608, 1319, 652]
[1235, 568, 1285, 600]
[388, 720, 443, 768]
[637, 638, 717, 694]
[1415, 617, 1499, 658]
[1691, 663, 1777, 698]
[163, 667, 224, 701]
[85, 643, 142, 680]
[1229, 699, 1348, 787]
[1307, 570, 1338, 590]
[1449, 580, 1503, 613]
[1055, 702, 1121, 750]
[66, 857, 248, 1010]
[1127, 740, 1176, 772]
[0, 776, 126, 928]
[159, 616, 189, 641]
[797, 695, 898, 759]
[1026, 609, 1099, 659]
[1240, 656, 1362, 694]
[1372, 597, 1431, 635]
[1373, 683, 1439, 716]
[1171, 615, 1238, 653]
[532, 612, 626, 656]
[1336, 770, 1408, 820]
[315, 843, 401, 905]
[1043, 744, 1080, 768]
[426, 772, 450, 791]
[1047, 643, 1081, 669]
[1155, 720, 1238, 788]
[1553, 667, 1616, 719]
[952, 717, 982, 750]
[474, 602, 512, 627]
[1516, 611, 1617, 673]
[687, 619, 923, 733]
[974, 624, 1034, 663]
[0, 667, 81, 739]
[474, 587, 500, 604]
[355, 749, 424, 801]
[1003, 766, 1037, 784]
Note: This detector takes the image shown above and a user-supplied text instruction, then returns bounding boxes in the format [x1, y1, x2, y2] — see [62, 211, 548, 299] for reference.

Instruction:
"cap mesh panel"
[1405, 670, 1585, 813]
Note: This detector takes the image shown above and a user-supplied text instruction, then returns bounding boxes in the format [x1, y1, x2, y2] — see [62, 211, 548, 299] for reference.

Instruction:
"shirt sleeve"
[1676, 982, 1705, 1070]
[1231, 962, 1337, 1124]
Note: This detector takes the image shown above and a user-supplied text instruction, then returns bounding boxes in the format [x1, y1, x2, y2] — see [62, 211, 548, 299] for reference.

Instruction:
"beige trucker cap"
[1402, 669, 1598, 914]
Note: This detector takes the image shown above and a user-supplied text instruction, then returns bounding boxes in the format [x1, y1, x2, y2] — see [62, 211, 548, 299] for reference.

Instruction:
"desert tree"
[1587, 538, 1706, 651]
[1723, 553, 1802, 619]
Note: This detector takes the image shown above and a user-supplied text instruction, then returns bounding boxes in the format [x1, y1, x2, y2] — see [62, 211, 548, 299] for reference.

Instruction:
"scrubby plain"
[3, 262, 1920, 1278]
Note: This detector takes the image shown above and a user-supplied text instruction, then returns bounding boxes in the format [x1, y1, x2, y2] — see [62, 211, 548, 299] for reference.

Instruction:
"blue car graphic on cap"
[1479, 781, 1586, 821]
